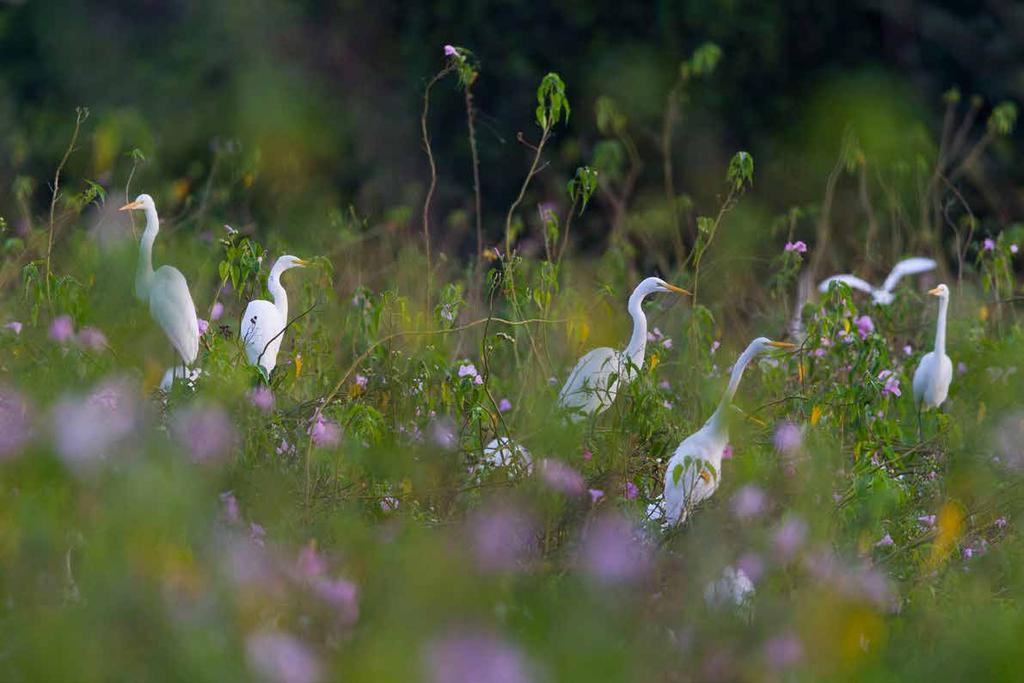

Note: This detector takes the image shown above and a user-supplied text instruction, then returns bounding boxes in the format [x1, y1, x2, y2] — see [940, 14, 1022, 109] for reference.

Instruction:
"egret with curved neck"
[120, 194, 200, 375]
[557, 276, 690, 420]
[661, 336, 793, 525]
[241, 254, 309, 376]
[912, 284, 953, 412]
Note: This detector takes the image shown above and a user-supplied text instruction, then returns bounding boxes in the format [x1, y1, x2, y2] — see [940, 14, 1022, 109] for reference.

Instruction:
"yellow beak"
[767, 341, 796, 349]
[294, 258, 310, 267]
[927, 287, 943, 296]
[663, 283, 692, 296]
[118, 200, 143, 211]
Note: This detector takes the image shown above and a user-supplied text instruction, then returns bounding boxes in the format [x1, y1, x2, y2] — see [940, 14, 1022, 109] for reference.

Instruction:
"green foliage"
[726, 150, 754, 191]
[567, 166, 599, 215]
[535, 72, 570, 130]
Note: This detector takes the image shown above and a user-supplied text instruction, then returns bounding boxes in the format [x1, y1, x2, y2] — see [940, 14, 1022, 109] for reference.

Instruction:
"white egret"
[120, 194, 200, 375]
[818, 257, 937, 305]
[240, 255, 309, 375]
[661, 337, 794, 525]
[475, 437, 533, 479]
[912, 284, 952, 411]
[558, 277, 690, 420]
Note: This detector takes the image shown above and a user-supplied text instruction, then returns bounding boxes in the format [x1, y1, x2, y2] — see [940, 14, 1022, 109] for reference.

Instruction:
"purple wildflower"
[470, 503, 537, 572]
[458, 363, 483, 385]
[854, 315, 874, 340]
[52, 379, 138, 467]
[721, 444, 733, 460]
[313, 577, 359, 624]
[773, 516, 808, 560]
[198, 318, 210, 335]
[588, 488, 605, 504]
[624, 481, 639, 500]
[76, 326, 107, 351]
[249, 522, 266, 546]
[539, 459, 585, 495]
[220, 491, 241, 524]
[580, 513, 652, 584]
[430, 418, 457, 450]
[917, 515, 936, 528]
[983, 238, 995, 252]
[354, 374, 368, 389]
[248, 387, 275, 412]
[582, 449, 593, 461]
[903, 344, 913, 356]
[995, 516, 1009, 529]
[49, 315, 74, 343]
[736, 552, 765, 583]
[443, 44, 458, 57]
[773, 421, 803, 454]
[171, 403, 237, 464]
[4, 321, 22, 335]
[245, 631, 322, 683]
[426, 632, 535, 683]
[878, 369, 901, 397]
[1012, 244, 1019, 255]
[784, 240, 808, 253]
[875, 533, 894, 548]
[710, 340, 720, 353]
[498, 398, 512, 413]
[211, 301, 224, 321]
[380, 496, 400, 513]
[731, 485, 767, 519]
[308, 414, 341, 447]
[763, 633, 803, 670]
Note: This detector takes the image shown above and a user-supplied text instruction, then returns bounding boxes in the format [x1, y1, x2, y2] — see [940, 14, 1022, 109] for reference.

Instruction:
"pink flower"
[354, 374, 368, 389]
[498, 398, 512, 413]
[917, 515, 936, 528]
[380, 496, 400, 512]
[198, 318, 210, 335]
[623, 481, 639, 500]
[580, 513, 652, 584]
[76, 326, 107, 351]
[773, 516, 808, 560]
[293, 542, 327, 581]
[312, 576, 359, 624]
[582, 449, 593, 461]
[721, 444, 734, 460]
[443, 44, 458, 57]
[211, 301, 224, 321]
[248, 387, 274, 412]
[588, 488, 605, 504]
[773, 421, 803, 454]
[731, 485, 766, 519]
[470, 503, 537, 572]
[276, 439, 295, 457]
[245, 631, 322, 683]
[4, 321, 22, 335]
[539, 458, 585, 495]
[784, 240, 808, 253]
[903, 344, 913, 356]
[983, 238, 995, 252]
[171, 403, 237, 463]
[854, 315, 874, 340]
[710, 340, 720, 353]
[426, 632, 535, 683]
[457, 363, 483, 385]
[250, 522, 266, 546]
[995, 516, 1009, 529]
[308, 414, 341, 447]
[1012, 244, 1019, 255]
[51, 379, 138, 467]
[0, 387, 31, 460]
[736, 552, 765, 583]
[49, 315, 74, 343]
[878, 369, 901, 397]
[875, 532, 894, 548]
[763, 633, 803, 670]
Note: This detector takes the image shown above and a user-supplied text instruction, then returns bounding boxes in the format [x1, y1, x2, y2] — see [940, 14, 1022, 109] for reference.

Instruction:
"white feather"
[881, 257, 937, 293]
[241, 299, 286, 373]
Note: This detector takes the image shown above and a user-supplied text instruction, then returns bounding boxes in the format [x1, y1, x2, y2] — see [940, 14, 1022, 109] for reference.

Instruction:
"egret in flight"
[558, 277, 690, 420]
[241, 255, 309, 376]
[121, 194, 200, 379]
[912, 284, 952, 413]
[661, 337, 794, 525]
[818, 257, 937, 305]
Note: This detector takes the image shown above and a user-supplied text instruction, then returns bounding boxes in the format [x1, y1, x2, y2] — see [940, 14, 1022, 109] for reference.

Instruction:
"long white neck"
[623, 289, 649, 366]
[268, 265, 289, 321]
[708, 341, 763, 435]
[934, 296, 949, 357]
[135, 205, 159, 301]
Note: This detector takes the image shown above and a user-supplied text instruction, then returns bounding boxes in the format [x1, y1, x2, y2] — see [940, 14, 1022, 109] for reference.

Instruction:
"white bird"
[912, 284, 953, 410]
[558, 277, 689, 420]
[475, 437, 533, 479]
[120, 194, 200, 376]
[240, 255, 308, 375]
[818, 257, 937, 305]
[159, 367, 203, 393]
[704, 565, 755, 610]
[662, 337, 793, 525]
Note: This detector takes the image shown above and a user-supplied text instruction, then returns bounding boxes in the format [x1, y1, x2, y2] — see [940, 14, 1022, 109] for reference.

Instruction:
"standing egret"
[912, 284, 953, 413]
[240, 255, 308, 376]
[558, 277, 690, 420]
[661, 337, 794, 525]
[120, 194, 200, 376]
[818, 257, 937, 305]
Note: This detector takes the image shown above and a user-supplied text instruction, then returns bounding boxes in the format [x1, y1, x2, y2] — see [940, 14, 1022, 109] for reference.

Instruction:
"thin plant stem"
[45, 107, 89, 305]
[420, 66, 454, 311]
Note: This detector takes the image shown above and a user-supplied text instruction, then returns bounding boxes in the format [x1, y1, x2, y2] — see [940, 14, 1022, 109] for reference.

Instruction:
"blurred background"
[2, 0, 1022, 261]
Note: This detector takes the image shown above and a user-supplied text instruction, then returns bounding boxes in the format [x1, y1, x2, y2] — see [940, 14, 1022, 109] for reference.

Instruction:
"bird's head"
[634, 276, 691, 299]
[928, 284, 950, 299]
[277, 255, 309, 271]
[119, 193, 155, 213]
[751, 336, 795, 354]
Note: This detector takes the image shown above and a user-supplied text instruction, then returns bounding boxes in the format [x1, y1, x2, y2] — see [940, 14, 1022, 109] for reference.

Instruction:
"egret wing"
[881, 257, 937, 293]
[150, 266, 200, 364]
[557, 347, 624, 418]
[240, 299, 284, 371]
[818, 274, 874, 295]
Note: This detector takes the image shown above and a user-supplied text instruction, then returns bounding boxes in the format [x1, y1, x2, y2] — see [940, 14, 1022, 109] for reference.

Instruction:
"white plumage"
[121, 193, 200, 368]
[662, 337, 793, 525]
[240, 255, 308, 375]
[819, 257, 937, 305]
[558, 277, 689, 420]
[912, 284, 953, 410]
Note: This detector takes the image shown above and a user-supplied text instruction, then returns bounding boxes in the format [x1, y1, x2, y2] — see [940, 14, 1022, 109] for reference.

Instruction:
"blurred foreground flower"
[763, 633, 803, 670]
[246, 630, 322, 683]
[580, 513, 652, 584]
[983, 238, 995, 251]
[773, 516, 808, 561]
[308, 414, 341, 447]
[51, 378, 138, 468]
[426, 631, 536, 683]
[197, 318, 210, 335]
[248, 387, 275, 412]
[49, 315, 74, 343]
[498, 397, 512, 413]
[470, 502, 537, 572]
[538, 458, 584, 495]
[171, 403, 237, 463]
[773, 421, 802, 454]
[731, 485, 767, 519]
[0, 387, 31, 460]
[211, 301, 224, 321]
[3, 320, 22, 335]
[77, 326, 107, 351]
